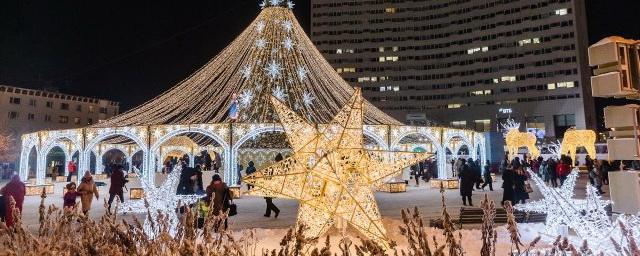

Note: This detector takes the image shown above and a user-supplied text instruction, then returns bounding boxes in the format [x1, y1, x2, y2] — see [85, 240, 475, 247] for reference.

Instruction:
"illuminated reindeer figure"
[560, 128, 596, 162]
[501, 118, 540, 159]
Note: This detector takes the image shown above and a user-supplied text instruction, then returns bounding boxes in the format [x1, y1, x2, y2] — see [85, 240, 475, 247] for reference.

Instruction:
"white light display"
[118, 166, 202, 238]
[516, 169, 639, 255]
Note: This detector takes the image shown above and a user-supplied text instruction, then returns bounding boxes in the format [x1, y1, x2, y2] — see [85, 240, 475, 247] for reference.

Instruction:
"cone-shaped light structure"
[94, 6, 399, 127]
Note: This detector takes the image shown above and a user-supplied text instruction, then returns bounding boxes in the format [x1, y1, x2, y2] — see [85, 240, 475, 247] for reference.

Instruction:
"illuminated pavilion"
[19, 3, 485, 186]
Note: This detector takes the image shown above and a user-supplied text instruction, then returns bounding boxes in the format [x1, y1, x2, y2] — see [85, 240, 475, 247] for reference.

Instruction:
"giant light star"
[244, 89, 429, 249]
[118, 166, 202, 238]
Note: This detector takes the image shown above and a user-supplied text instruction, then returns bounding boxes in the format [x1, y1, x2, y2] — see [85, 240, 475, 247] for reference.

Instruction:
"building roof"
[0, 85, 119, 106]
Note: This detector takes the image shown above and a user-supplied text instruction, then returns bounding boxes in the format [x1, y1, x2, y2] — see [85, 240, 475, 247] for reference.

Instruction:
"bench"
[455, 207, 546, 228]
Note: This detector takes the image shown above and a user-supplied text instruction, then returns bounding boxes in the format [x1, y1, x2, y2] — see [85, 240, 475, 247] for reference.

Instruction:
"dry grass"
[0, 188, 638, 255]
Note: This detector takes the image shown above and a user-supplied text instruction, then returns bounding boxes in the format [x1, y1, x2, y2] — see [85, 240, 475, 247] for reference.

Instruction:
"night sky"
[1, 0, 639, 129]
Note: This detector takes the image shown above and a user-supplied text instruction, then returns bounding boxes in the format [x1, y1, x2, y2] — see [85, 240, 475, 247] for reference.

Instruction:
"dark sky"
[1, 0, 639, 116]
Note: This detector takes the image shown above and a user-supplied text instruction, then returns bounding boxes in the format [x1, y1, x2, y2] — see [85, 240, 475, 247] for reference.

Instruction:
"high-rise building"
[310, 0, 595, 138]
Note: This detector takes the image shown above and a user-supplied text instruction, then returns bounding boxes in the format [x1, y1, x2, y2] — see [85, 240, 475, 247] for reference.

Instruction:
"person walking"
[107, 165, 127, 214]
[593, 160, 605, 195]
[513, 168, 530, 204]
[194, 165, 204, 194]
[77, 171, 99, 216]
[1, 175, 25, 228]
[264, 154, 283, 217]
[556, 156, 571, 186]
[411, 164, 421, 187]
[601, 160, 611, 185]
[67, 160, 77, 182]
[245, 161, 257, 190]
[481, 160, 493, 191]
[63, 182, 82, 212]
[548, 158, 559, 187]
[585, 155, 595, 186]
[458, 159, 474, 206]
[177, 163, 195, 195]
[205, 174, 232, 230]
[501, 156, 516, 206]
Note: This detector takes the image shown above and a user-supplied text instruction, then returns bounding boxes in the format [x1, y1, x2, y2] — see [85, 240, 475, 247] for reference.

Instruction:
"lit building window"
[467, 46, 489, 55]
[474, 119, 491, 132]
[518, 38, 540, 46]
[450, 121, 467, 128]
[336, 48, 343, 54]
[393, 86, 400, 91]
[385, 7, 397, 13]
[392, 46, 399, 52]
[448, 104, 463, 109]
[493, 78, 500, 84]
[555, 8, 568, 16]
[379, 47, 385, 52]
[548, 83, 556, 90]
[501, 76, 517, 82]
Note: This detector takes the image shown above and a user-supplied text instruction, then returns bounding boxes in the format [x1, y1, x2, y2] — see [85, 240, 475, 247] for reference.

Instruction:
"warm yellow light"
[560, 129, 596, 162]
[244, 89, 429, 249]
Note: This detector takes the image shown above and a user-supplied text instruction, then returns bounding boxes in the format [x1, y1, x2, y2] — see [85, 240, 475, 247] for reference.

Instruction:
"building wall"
[310, 0, 594, 138]
[0, 85, 120, 161]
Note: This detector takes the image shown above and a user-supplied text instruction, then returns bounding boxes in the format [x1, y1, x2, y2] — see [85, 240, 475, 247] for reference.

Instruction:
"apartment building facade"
[1, 85, 120, 162]
[310, 0, 595, 138]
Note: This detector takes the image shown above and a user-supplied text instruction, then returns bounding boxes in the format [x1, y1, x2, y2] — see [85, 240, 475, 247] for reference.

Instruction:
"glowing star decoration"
[281, 20, 293, 33]
[255, 38, 267, 49]
[244, 89, 430, 249]
[272, 86, 287, 101]
[302, 91, 314, 107]
[501, 118, 539, 159]
[255, 21, 265, 34]
[287, 0, 295, 9]
[264, 59, 283, 79]
[240, 64, 253, 79]
[296, 65, 308, 81]
[118, 165, 202, 238]
[238, 90, 254, 108]
[269, 0, 282, 6]
[515, 170, 613, 249]
[282, 37, 294, 51]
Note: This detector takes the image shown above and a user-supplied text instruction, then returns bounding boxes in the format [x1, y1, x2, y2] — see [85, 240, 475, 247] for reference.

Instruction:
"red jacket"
[1, 176, 26, 228]
[67, 161, 77, 174]
[556, 163, 570, 177]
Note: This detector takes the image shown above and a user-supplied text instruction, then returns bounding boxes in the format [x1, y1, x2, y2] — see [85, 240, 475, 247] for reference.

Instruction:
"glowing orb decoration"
[244, 89, 430, 249]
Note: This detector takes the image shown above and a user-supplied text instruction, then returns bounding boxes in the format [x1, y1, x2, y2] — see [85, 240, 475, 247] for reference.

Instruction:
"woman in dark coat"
[205, 174, 231, 230]
[1, 175, 25, 228]
[513, 167, 530, 204]
[481, 160, 493, 191]
[501, 160, 516, 206]
[177, 163, 195, 195]
[245, 161, 256, 190]
[107, 165, 127, 213]
[457, 159, 475, 206]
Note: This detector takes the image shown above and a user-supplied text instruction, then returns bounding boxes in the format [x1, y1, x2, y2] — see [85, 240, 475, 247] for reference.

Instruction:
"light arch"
[82, 130, 149, 182]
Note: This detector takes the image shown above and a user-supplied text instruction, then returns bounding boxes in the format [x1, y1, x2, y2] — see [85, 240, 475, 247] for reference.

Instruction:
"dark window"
[27, 113, 35, 120]
[29, 99, 36, 106]
[87, 118, 93, 125]
[46, 101, 53, 108]
[74, 117, 81, 125]
[61, 103, 69, 110]
[99, 107, 108, 114]
[76, 105, 82, 112]
[59, 116, 69, 123]
[9, 97, 20, 104]
[45, 115, 52, 122]
[8, 111, 18, 119]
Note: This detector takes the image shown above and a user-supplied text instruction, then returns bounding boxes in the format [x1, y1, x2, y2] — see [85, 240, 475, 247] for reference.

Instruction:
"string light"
[516, 169, 639, 255]
[559, 129, 596, 162]
[118, 165, 202, 238]
[244, 90, 430, 249]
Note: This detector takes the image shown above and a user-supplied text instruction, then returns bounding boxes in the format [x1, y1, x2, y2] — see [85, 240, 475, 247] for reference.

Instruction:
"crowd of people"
[456, 158, 493, 206]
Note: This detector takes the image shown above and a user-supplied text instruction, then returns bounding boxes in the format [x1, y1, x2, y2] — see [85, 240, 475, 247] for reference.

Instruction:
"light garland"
[118, 165, 202, 238]
[516, 169, 639, 255]
[91, 5, 400, 127]
[501, 118, 539, 158]
[244, 90, 430, 249]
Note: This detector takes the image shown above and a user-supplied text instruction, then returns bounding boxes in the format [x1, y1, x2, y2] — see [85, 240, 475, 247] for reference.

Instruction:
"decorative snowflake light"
[287, 0, 295, 9]
[269, 0, 282, 6]
[255, 38, 267, 49]
[244, 89, 430, 249]
[264, 59, 283, 79]
[240, 64, 253, 79]
[272, 86, 287, 101]
[282, 37, 294, 51]
[515, 169, 623, 254]
[259, 0, 267, 9]
[302, 91, 314, 107]
[281, 20, 293, 33]
[296, 65, 308, 81]
[118, 166, 202, 238]
[238, 90, 254, 107]
[255, 21, 265, 34]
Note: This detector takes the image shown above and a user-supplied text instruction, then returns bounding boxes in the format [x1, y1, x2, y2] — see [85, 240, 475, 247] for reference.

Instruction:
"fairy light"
[501, 118, 539, 158]
[516, 169, 640, 254]
[118, 165, 202, 238]
[244, 90, 431, 249]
